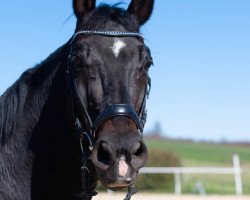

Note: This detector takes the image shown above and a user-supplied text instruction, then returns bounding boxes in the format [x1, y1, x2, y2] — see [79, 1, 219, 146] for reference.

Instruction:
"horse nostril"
[132, 142, 144, 157]
[131, 141, 148, 169]
[97, 142, 113, 167]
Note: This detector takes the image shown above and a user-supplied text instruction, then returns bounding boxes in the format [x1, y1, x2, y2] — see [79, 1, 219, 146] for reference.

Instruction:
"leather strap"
[92, 104, 143, 133]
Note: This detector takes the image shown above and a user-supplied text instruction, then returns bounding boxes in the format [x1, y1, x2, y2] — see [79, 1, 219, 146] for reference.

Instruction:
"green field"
[143, 139, 250, 194]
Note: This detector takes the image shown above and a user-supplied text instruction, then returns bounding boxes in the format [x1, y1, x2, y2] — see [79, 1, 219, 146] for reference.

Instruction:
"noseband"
[66, 30, 150, 200]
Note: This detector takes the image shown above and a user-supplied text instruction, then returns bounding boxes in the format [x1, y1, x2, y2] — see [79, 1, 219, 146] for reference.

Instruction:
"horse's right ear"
[73, 0, 96, 20]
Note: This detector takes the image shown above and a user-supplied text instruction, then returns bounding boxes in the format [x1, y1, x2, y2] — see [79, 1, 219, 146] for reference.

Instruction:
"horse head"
[70, 0, 154, 190]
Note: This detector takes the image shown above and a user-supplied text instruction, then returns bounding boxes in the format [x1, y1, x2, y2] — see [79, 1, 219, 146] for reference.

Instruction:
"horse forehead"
[111, 38, 126, 58]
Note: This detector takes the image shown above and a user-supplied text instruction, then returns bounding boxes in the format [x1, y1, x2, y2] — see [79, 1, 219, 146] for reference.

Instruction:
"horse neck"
[28, 42, 98, 198]
[0, 42, 71, 145]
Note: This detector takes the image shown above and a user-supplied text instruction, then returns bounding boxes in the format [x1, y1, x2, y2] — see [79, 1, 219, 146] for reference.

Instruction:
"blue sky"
[0, 0, 250, 141]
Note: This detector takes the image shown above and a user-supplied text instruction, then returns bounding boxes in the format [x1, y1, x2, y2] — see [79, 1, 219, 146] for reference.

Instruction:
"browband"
[72, 30, 144, 44]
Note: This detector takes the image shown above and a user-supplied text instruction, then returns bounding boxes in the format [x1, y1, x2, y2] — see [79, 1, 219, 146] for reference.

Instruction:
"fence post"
[233, 154, 243, 195]
[174, 170, 181, 195]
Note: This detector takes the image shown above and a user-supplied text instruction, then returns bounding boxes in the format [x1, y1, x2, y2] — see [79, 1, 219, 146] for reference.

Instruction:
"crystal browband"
[72, 30, 144, 43]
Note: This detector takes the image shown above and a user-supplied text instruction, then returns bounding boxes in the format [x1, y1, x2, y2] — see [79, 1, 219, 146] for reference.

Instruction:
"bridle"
[67, 30, 150, 148]
[66, 30, 151, 200]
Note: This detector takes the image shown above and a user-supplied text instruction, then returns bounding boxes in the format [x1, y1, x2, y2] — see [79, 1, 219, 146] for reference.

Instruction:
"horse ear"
[73, 0, 96, 20]
[127, 0, 154, 26]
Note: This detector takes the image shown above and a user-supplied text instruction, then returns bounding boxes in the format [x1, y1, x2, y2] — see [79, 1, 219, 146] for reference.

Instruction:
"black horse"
[0, 0, 154, 199]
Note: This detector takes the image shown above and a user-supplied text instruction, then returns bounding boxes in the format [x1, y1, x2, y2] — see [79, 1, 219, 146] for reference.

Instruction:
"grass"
[143, 139, 250, 194]
[145, 139, 250, 165]
[182, 174, 235, 194]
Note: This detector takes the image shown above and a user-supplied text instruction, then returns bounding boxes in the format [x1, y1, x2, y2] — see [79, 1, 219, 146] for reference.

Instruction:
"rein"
[67, 30, 150, 200]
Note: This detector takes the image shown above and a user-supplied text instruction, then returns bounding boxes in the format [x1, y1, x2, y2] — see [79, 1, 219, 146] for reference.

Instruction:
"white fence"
[139, 154, 243, 195]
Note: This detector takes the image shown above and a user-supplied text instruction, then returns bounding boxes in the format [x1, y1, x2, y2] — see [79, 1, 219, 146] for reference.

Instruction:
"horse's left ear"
[73, 0, 96, 20]
[128, 0, 154, 26]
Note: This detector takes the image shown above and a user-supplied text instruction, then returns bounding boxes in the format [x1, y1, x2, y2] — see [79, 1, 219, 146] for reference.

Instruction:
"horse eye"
[145, 61, 153, 70]
[140, 61, 152, 73]
[71, 55, 79, 64]
[72, 55, 86, 69]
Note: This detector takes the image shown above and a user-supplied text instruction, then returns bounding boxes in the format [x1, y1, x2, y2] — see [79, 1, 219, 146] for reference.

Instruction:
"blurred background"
[0, 0, 250, 196]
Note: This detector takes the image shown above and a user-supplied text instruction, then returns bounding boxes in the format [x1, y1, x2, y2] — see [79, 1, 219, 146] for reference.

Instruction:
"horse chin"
[100, 180, 134, 191]
[106, 185, 128, 191]
[95, 168, 136, 191]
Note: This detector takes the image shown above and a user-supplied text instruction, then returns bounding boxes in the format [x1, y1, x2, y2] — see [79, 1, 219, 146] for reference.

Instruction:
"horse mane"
[79, 4, 140, 32]
[0, 43, 70, 145]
